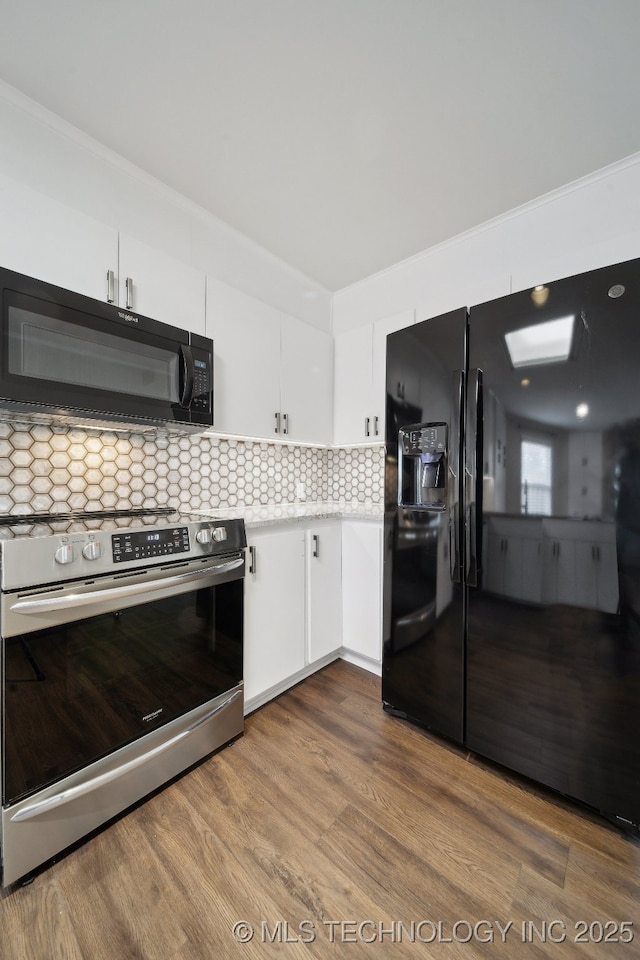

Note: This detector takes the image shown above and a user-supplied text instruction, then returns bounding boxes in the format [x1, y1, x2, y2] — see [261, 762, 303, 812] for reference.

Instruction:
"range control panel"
[112, 526, 190, 563]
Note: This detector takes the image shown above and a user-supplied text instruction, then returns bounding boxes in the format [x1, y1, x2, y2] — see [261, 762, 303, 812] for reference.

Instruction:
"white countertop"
[190, 500, 384, 529]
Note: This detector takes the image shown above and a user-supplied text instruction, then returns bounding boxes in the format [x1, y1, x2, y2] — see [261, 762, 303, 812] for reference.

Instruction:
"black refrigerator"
[382, 257, 640, 828]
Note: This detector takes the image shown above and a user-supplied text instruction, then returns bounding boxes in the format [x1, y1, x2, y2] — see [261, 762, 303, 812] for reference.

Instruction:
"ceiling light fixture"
[504, 315, 575, 369]
[521, 378, 530, 387]
[576, 402, 589, 419]
[608, 284, 625, 299]
[531, 284, 549, 306]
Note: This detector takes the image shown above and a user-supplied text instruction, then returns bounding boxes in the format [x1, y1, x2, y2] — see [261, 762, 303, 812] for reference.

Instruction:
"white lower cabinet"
[340, 519, 383, 665]
[306, 521, 342, 662]
[243, 520, 343, 711]
[243, 527, 306, 707]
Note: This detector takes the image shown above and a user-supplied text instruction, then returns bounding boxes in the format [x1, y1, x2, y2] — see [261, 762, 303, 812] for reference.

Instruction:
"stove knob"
[54, 543, 75, 565]
[212, 527, 228, 542]
[196, 528, 212, 545]
[82, 541, 102, 561]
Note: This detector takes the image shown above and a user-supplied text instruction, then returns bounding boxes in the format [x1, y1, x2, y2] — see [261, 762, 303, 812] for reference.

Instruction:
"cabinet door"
[555, 538, 576, 606]
[372, 309, 416, 440]
[0, 173, 117, 301]
[502, 535, 523, 600]
[119, 234, 206, 334]
[243, 529, 305, 704]
[307, 522, 342, 662]
[596, 541, 619, 614]
[206, 276, 281, 438]
[520, 537, 543, 603]
[333, 326, 374, 444]
[341, 520, 382, 662]
[574, 540, 599, 610]
[280, 315, 333, 443]
[485, 533, 505, 595]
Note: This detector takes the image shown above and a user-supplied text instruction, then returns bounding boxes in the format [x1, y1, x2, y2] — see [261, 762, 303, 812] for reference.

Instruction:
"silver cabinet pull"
[365, 417, 370, 437]
[274, 412, 280, 434]
[282, 412, 288, 435]
[312, 534, 319, 558]
[106, 269, 116, 303]
[125, 276, 134, 310]
[373, 415, 379, 436]
[248, 545, 256, 575]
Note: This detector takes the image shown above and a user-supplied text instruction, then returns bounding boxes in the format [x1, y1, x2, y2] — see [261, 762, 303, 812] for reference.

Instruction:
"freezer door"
[466, 257, 640, 824]
[382, 307, 466, 742]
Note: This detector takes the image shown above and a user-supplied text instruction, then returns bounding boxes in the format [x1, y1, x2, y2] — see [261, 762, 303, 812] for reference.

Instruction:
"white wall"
[332, 153, 640, 333]
[0, 81, 331, 333]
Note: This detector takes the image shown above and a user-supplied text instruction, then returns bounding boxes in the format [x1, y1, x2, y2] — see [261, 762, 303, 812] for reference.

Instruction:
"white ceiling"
[1, 0, 640, 292]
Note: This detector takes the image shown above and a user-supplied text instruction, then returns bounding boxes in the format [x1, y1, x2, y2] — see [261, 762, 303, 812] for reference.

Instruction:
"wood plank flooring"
[2, 659, 639, 959]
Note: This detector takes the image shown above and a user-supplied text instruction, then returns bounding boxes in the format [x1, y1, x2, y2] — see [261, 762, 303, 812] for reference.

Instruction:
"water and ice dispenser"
[398, 422, 448, 511]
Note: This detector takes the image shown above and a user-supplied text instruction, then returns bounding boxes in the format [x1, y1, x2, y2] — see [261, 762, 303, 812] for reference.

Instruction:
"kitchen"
[1, 1, 640, 956]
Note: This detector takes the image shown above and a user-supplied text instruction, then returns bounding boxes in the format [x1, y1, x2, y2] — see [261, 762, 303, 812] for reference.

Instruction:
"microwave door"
[1, 276, 207, 427]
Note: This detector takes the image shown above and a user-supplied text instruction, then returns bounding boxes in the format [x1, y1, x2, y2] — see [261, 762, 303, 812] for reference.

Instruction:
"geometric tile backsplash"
[0, 421, 384, 515]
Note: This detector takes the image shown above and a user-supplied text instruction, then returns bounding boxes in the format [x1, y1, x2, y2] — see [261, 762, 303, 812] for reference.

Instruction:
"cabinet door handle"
[274, 412, 280, 434]
[312, 534, 319, 558]
[365, 417, 370, 437]
[248, 545, 256, 575]
[125, 276, 134, 310]
[282, 412, 288, 435]
[374, 415, 379, 436]
[106, 269, 116, 304]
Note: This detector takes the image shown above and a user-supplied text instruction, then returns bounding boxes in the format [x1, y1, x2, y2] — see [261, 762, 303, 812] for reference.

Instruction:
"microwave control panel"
[192, 357, 210, 411]
[190, 348, 212, 413]
[112, 526, 190, 563]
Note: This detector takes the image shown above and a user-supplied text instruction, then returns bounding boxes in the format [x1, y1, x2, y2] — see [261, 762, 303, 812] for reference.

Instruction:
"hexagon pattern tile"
[0, 423, 384, 515]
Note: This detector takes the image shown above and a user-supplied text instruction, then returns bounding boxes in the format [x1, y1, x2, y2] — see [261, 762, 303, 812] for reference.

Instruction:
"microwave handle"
[179, 344, 195, 407]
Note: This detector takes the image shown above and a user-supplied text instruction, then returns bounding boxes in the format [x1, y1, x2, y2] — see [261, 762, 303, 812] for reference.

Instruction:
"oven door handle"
[9, 557, 244, 616]
[10, 689, 243, 823]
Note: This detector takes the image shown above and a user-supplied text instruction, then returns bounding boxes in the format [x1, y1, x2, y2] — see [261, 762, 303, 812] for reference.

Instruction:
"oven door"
[1, 554, 243, 884]
[0, 267, 213, 427]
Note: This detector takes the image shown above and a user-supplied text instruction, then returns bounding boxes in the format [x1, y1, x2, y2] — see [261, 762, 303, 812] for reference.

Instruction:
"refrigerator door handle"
[449, 369, 464, 583]
[465, 368, 482, 587]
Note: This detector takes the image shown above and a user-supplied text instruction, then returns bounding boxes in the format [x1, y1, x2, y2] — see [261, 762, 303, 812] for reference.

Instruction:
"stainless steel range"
[0, 507, 246, 887]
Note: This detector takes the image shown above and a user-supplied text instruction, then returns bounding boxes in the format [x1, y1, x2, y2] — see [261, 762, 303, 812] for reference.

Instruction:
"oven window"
[2, 579, 243, 806]
[7, 305, 180, 402]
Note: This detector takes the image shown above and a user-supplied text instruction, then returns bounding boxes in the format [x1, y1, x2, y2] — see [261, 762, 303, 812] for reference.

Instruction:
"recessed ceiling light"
[531, 284, 549, 306]
[576, 402, 589, 419]
[608, 284, 625, 299]
[504, 315, 575, 368]
[521, 378, 530, 387]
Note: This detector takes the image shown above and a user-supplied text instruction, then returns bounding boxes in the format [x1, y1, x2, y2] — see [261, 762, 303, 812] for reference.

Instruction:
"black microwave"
[0, 266, 213, 431]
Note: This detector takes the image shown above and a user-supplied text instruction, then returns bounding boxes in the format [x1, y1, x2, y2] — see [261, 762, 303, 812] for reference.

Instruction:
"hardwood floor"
[2, 659, 640, 958]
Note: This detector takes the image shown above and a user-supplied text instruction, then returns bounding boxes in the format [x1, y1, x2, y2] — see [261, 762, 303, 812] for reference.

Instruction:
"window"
[521, 440, 552, 515]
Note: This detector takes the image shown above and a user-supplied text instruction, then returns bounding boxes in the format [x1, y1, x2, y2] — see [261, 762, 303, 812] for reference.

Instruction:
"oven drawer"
[1, 686, 243, 886]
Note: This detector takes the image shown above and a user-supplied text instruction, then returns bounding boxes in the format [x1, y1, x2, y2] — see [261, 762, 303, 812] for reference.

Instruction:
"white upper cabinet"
[334, 309, 415, 445]
[279, 315, 333, 443]
[206, 277, 282, 438]
[0, 174, 117, 301]
[118, 234, 206, 335]
[206, 276, 333, 443]
[334, 324, 375, 445]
